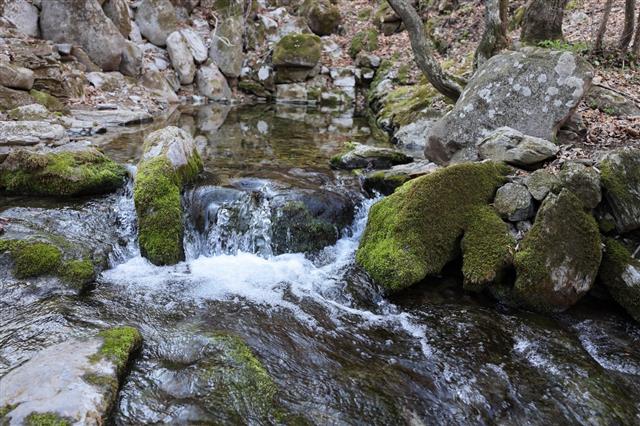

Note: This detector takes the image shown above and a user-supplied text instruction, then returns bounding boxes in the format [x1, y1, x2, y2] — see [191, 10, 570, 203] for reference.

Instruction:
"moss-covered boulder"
[0, 326, 141, 425]
[134, 126, 203, 266]
[598, 239, 640, 323]
[330, 142, 412, 170]
[514, 189, 602, 312]
[349, 28, 379, 58]
[356, 162, 509, 292]
[363, 160, 438, 196]
[0, 239, 96, 290]
[600, 148, 640, 233]
[272, 33, 322, 69]
[0, 147, 127, 197]
[559, 162, 601, 209]
[302, 0, 341, 36]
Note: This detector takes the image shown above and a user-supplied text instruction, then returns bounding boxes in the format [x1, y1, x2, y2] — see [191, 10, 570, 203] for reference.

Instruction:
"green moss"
[238, 80, 269, 98]
[0, 149, 127, 197]
[272, 201, 338, 254]
[377, 83, 441, 127]
[514, 190, 602, 312]
[272, 34, 322, 66]
[363, 171, 409, 195]
[92, 326, 142, 376]
[349, 28, 379, 58]
[462, 206, 515, 291]
[356, 162, 508, 292]
[0, 404, 16, 420]
[134, 156, 184, 266]
[598, 239, 640, 322]
[9, 241, 62, 279]
[24, 413, 70, 426]
[60, 259, 95, 288]
[28, 89, 66, 113]
[600, 150, 640, 208]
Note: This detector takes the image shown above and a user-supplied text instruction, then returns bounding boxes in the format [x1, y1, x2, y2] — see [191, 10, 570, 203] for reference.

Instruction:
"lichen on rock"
[356, 162, 509, 292]
[599, 148, 640, 233]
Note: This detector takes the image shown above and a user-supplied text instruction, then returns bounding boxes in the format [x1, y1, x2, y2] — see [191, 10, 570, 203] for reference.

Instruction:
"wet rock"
[103, 0, 132, 38]
[586, 85, 640, 117]
[180, 28, 208, 64]
[478, 127, 559, 167]
[560, 161, 601, 209]
[135, 0, 178, 47]
[0, 0, 39, 38]
[494, 182, 535, 222]
[209, 15, 244, 78]
[6, 104, 50, 121]
[0, 85, 35, 111]
[135, 126, 203, 265]
[599, 239, 640, 323]
[196, 63, 232, 101]
[40, 0, 127, 72]
[275, 83, 307, 104]
[0, 327, 141, 425]
[167, 31, 197, 84]
[0, 63, 34, 90]
[70, 109, 152, 127]
[514, 189, 602, 312]
[524, 168, 560, 201]
[0, 121, 66, 145]
[0, 145, 127, 196]
[302, 0, 341, 36]
[330, 143, 412, 170]
[426, 48, 593, 163]
[357, 162, 509, 292]
[363, 160, 438, 196]
[600, 148, 640, 234]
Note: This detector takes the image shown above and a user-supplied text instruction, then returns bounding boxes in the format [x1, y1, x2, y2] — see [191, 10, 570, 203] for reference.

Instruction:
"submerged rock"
[134, 126, 203, 266]
[426, 48, 593, 163]
[0, 327, 141, 425]
[357, 162, 509, 292]
[514, 189, 602, 312]
[599, 148, 640, 234]
[478, 127, 559, 167]
[0, 145, 127, 197]
[598, 239, 640, 323]
[330, 143, 412, 170]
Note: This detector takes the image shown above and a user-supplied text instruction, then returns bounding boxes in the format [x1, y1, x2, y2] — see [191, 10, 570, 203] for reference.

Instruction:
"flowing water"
[1, 104, 640, 425]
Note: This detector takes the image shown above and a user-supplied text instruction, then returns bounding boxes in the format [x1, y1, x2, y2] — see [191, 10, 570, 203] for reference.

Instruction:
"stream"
[1, 104, 640, 425]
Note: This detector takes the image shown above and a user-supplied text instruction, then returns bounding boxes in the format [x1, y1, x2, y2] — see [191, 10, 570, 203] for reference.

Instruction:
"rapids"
[1, 104, 639, 425]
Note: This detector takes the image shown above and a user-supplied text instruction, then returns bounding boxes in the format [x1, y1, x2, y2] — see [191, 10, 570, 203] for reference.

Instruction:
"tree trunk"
[520, 0, 569, 44]
[632, 5, 640, 54]
[594, 0, 614, 53]
[387, 0, 463, 101]
[619, 0, 636, 51]
[474, 0, 509, 69]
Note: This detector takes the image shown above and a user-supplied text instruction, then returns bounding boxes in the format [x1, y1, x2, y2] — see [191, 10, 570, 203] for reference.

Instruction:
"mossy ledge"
[91, 326, 143, 377]
[134, 127, 203, 266]
[0, 148, 127, 197]
[0, 239, 95, 286]
[356, 162, 509, 292]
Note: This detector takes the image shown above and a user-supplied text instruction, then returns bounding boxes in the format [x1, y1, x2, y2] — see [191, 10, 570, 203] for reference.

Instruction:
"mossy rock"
[356, 162, 509, 292]
[349, 28, 379, 58]
[272, 34, 322, 68]
[600, 148, 640, 234]
[92, 326, 143, 377]
[598, 239, 640, 322]
[514, 189, 602, 312]
[0, 239, 97, 288]
[134, 127, 203, 266]
[29, 89, 67, 113]
[0, 148, 127, 197]
[24, 412, 71, 426]
[329, 142, 412, 170]
[271, 201, 339, 254]
[302, 0, 341, 36]
[377, 83, 442, 128]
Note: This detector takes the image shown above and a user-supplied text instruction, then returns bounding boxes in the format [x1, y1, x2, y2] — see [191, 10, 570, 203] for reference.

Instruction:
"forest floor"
[327, 0, 640, 162]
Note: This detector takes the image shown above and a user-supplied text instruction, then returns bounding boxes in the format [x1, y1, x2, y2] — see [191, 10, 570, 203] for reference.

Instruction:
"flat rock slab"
[70, 109, 153, 127]
[426, 47, 593, 163]
[0, 121, 66, 145]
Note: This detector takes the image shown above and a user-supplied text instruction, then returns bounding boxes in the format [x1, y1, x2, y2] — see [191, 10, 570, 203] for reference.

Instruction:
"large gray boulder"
[40, 0, 127, 72]
[0, 327, 141, 426]
[135, 0, 178, 47]
[166, 31, 197, 84]
[426, 48, 593, 163]
[559, 162, 601, 210]
[209, 15, 244, 78]
[1, 0, 40, 38]
[102, 0, 132, 38]
[600, 148, 640, 233]
[478, 127, 559, 167]
[196, 63, 232, 101]
[0, 63, 34, 90]
[180, 28, 208, 64]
